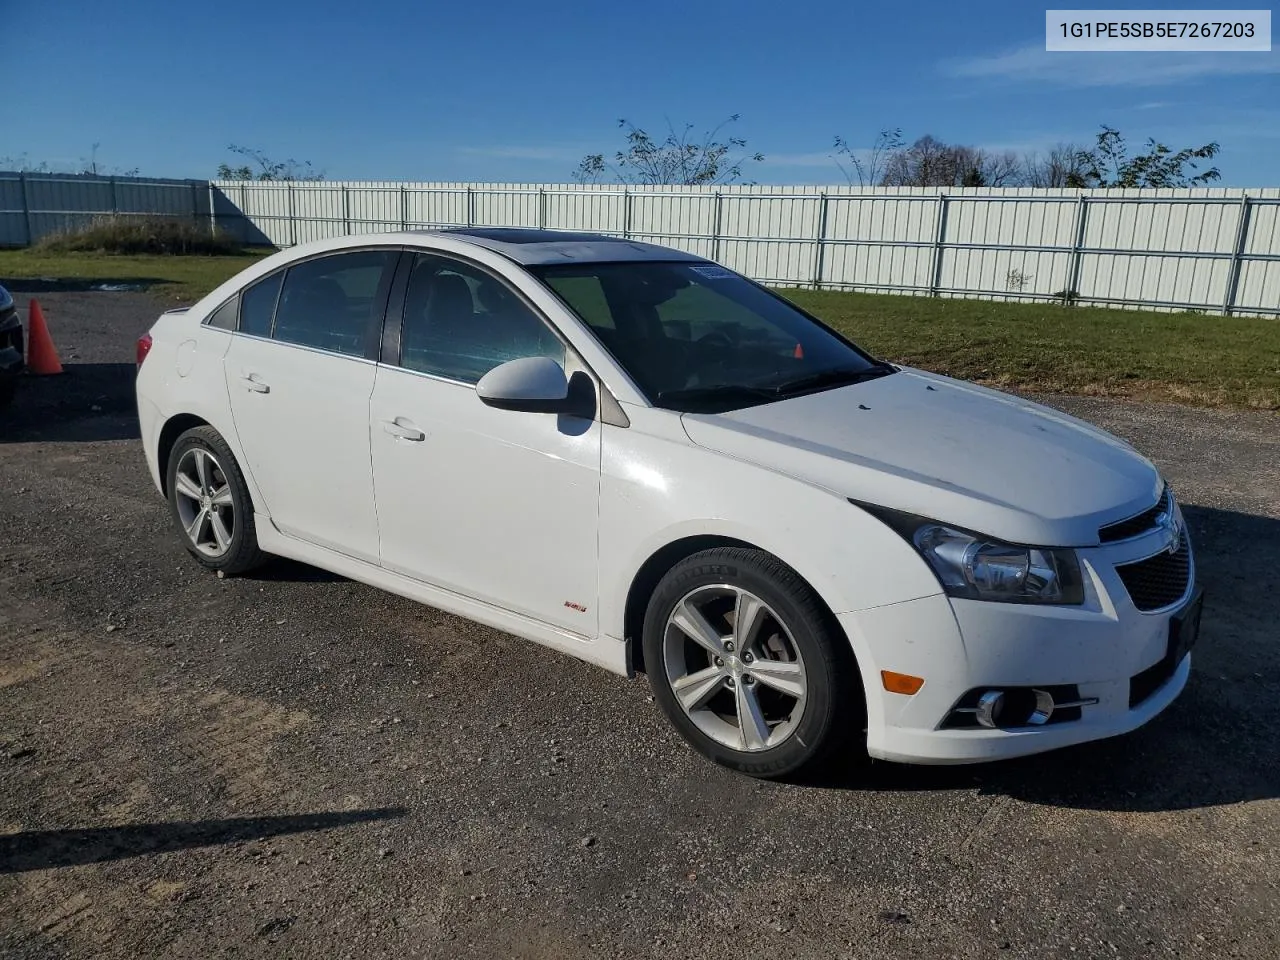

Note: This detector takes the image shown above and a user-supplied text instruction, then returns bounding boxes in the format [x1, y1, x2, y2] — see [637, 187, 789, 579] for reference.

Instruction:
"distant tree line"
[0, 143, 138, 177]
[569, 117, 1221, 189]
[832, 125, 1221, 188]
[2, 125, 1226, 190]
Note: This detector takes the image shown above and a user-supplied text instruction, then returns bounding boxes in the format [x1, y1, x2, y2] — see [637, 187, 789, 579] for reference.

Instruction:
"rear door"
[224, 248, 399, 564]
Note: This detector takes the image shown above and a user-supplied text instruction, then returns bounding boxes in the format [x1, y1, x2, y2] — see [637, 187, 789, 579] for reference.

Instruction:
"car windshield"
[532, 261, 892, 412]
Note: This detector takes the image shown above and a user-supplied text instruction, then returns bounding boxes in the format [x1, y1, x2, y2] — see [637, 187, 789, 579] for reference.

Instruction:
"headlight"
[855, 503, 1085, 605]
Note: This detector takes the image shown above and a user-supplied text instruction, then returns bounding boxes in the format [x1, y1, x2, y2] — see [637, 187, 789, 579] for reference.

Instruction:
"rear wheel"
[642, 547, 862, 779]
[166, 425, 265, 575]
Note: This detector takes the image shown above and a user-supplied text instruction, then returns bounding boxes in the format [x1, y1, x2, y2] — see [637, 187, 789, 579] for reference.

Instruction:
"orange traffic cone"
[26, 299, 64, 375]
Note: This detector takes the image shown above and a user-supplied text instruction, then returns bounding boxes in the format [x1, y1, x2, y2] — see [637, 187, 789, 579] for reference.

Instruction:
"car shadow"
[247, 556, 348, 584]
[0, 807, 406, 874]
[815, 503, 1280, 813]
[1, 363, 140, 443]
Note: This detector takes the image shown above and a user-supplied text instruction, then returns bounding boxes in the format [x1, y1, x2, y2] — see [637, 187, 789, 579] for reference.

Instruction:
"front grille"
[1115, 541, 1191, 611]
[1099, 488, 1170, 543]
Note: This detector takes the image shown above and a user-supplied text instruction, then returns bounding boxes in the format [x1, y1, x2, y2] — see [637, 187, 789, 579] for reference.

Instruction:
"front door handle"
[382, 417, 425, 442]
[240, 373, 270, 394]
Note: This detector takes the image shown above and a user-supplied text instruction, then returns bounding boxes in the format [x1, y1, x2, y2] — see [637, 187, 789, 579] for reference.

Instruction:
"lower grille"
[1129, 656, 1177, 708]
[1116, 541, 1191, 612]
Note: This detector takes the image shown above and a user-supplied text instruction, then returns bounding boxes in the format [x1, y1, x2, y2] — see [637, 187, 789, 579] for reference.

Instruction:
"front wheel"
[165, 425, 266, 575]
[642, 547, 862, 780]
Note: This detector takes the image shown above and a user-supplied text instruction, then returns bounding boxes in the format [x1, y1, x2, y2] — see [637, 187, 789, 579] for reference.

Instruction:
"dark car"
[0, 283, 22, 409]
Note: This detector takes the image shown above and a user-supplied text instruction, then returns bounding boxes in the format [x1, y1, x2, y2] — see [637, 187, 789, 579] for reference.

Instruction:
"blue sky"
[4, 0, 1277, 185]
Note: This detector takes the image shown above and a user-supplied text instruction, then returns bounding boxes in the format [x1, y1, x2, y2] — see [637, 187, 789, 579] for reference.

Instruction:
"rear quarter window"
[205, 294, 239, 331]
[241, 272, 284, 338]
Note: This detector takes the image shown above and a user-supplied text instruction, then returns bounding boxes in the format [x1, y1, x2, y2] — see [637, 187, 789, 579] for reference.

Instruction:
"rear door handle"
[240, 373, 270, 394]
[382, 417, 425, 442]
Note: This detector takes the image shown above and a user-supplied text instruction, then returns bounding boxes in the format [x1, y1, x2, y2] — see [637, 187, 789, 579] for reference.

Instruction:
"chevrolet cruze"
[135, 228, 1201, 779]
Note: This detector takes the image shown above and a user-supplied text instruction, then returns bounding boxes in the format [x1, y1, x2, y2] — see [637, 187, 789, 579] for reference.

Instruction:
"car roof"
[420, 227, 707, 266]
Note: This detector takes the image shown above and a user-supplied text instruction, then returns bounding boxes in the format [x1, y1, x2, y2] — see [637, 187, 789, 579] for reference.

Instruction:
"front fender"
[597, 416, 943, 649]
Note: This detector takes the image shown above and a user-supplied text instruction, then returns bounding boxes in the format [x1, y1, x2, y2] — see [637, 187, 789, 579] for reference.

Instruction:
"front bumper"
[843, 520, 1197, 765]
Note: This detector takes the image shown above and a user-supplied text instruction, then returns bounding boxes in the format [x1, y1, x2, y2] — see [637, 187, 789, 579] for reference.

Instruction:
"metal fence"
[211, 180, 1280, 317]
[0, 172, 213, 246]
[3, 172, 1278, 317]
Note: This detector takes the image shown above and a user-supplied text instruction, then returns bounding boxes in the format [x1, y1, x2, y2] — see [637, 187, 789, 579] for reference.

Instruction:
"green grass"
[781, 288, 1279, 410]
[0, 248, 270, 303]
[0, 248, 1274, 409]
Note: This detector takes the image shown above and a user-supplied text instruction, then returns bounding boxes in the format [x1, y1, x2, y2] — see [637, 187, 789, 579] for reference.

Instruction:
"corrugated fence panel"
[0, 173, 211, 245]
[5, 173, 1279, 316]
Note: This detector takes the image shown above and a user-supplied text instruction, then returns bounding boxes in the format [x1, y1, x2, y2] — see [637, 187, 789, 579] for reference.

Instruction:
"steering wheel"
[696, 329, 735, 350]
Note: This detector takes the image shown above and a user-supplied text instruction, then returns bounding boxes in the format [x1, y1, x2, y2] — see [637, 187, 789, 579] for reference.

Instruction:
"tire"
[642, 547, 863, 780]
[165, 425, 266, 576]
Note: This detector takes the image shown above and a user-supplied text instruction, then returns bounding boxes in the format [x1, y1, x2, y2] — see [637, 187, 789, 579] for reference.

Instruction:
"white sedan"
[135, 228, 1201, 779]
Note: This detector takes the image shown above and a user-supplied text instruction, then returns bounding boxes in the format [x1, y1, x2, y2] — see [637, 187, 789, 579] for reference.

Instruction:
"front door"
[369, 252, 601, 636]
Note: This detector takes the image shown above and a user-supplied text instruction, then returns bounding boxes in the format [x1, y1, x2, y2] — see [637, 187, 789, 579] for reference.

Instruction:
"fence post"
[400, 185, 408, 231]
[711, 191, 724, 262]
[207, 182, 218, 237]
[465, 186, 474, 227]
[287, 182, 297, 246]
[240, 182, 250, 243]
[928, 193, 949, 296]
[622, 189, 632, 239]
[190, 181, 199, 230]
[109, 176, 119, 216]
[1221, 194, 1253, 317]
[1065, 194, 1089, 306]
[342, 185, 351, 236]
[18, 173, 33, 246]
[537, 188, 546, 229]
[811, 193, 830, 289]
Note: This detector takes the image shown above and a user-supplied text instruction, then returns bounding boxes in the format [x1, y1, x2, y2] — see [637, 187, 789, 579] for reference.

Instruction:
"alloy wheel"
[662, 584, 808, 752]
[173, 447, 236, 558]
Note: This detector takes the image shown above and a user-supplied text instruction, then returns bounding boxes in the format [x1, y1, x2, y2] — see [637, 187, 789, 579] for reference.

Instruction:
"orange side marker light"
[881, 670, 925, 695]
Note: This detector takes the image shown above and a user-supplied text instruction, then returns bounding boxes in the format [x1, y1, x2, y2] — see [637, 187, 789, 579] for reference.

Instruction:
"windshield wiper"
[655, 384, 780, 411]
[769, 364, 895, 396]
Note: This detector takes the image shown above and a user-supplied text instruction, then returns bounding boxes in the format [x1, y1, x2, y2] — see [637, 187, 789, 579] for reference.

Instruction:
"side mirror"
[476, 356, 593, 417]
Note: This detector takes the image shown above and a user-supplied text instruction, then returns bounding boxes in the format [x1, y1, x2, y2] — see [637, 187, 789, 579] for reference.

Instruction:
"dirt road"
[2, 289, 1278, 959]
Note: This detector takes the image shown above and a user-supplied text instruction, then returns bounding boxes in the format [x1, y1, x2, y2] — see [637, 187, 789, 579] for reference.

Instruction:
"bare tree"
[1021, 144, 1090, 188]
[573, 116, 764, 186]
[880, 135, 945, 186]
[832, 129, 904, 187]
[216, 144, 325, 181]
[953, 147, 1023, 187]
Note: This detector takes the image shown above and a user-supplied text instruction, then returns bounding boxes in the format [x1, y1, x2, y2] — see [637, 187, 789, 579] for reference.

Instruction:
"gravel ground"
[1, 289, 1278, 960]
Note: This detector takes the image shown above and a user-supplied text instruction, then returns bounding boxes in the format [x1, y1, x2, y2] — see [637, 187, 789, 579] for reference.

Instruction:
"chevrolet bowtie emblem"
[1156, 510, 1183, 555]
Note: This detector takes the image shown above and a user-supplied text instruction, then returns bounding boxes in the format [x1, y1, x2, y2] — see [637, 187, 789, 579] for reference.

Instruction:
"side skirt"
[255, 518, 629, 677]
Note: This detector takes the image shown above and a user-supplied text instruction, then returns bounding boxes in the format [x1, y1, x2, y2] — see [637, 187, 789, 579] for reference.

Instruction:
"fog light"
[975, 690, 1006, 728]
[975, 688, 1056, 728]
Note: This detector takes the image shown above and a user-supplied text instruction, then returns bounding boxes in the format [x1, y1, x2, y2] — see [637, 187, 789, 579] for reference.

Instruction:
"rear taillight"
[136, 332, 153, 369]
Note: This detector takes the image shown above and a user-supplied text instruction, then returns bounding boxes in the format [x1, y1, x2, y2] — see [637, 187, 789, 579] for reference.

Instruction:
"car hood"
[680, 367, 1162, 546]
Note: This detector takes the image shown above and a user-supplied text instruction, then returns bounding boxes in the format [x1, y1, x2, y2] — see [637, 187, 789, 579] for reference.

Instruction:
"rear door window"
[272, 250, 397, 357]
